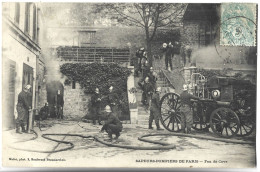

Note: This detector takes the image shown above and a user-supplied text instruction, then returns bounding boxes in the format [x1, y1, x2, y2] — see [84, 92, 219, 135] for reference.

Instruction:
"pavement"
[2, 119, 256, 168]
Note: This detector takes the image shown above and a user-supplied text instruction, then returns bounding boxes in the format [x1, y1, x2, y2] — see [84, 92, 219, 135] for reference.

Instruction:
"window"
[78, 31, 96, 47]
[14, 3, 20, 24]
[24, 3, 37, 40]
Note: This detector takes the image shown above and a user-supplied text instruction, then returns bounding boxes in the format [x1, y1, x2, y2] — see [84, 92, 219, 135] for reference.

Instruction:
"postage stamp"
[220, 3, 257, 46]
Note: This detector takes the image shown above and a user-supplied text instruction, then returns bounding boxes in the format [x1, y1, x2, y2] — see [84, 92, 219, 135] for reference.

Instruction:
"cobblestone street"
[3, 119, 256, 168]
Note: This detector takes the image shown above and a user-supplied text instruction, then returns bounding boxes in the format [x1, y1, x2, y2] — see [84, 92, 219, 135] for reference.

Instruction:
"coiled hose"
[10, 129, 254, 154]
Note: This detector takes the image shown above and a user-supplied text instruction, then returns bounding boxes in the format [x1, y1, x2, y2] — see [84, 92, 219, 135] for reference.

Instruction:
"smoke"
[190, 45, 252, 69]
[39, 3, 67, 84]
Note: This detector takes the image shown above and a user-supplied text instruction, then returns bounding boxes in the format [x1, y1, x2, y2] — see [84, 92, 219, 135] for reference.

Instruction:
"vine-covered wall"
[60, 62, 132, 120]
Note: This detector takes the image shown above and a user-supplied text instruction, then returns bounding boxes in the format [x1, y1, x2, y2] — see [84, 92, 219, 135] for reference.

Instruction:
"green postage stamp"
[220, 3, 257, 46]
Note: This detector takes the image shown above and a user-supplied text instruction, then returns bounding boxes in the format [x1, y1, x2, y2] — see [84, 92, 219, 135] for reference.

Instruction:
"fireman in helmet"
[108, 86, 120, 118]
[91, 88, 102, 125]
[180, 84, 200, 134]
[55, 90, 64, 119]
[16, 85, 32, 134]
[149, 87, 163, 130]
[100, 105, 123, 142]
[140, 77, 154, 110]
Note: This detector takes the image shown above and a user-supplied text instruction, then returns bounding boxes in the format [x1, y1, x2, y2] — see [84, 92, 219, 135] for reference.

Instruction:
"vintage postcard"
[1, 2, 258, 169]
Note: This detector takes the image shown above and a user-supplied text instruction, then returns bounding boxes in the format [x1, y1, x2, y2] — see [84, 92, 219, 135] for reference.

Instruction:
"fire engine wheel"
[159, 93, 182, 132]
[210, 107, 240, 138]
[192, 109, 210, 131]
[237, 113, 256, 137]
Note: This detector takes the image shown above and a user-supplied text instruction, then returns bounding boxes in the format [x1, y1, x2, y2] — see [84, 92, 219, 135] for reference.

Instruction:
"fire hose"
[10, 121, 255, 154]
[9, 110, 255, 153]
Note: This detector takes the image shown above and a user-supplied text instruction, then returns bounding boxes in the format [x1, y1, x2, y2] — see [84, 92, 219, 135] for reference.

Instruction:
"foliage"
[91, 3, 186, 65]
[60, 62, 132, 116]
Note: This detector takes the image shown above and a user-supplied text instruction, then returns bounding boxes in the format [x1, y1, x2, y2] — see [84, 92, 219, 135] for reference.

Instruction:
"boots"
[148, 123, 153, 129]
[115, 132, 120, 140]
[106, 129, 113, 142]
[21, 124, 26, 133]
[16, 123, 22, 134]
[98, 118, 102, 125]
[156, 122, 164, 130]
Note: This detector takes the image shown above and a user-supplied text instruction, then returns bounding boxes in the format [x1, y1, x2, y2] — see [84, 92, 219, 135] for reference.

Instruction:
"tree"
[92, 3, 186, 66]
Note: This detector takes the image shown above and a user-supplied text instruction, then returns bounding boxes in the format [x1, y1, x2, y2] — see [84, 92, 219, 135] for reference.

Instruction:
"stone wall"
[63, 83, 91, 120]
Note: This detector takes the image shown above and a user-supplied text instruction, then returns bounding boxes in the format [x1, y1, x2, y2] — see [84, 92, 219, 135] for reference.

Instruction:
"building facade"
[180, 4, 257, 83]
[2, 2, 45, 130]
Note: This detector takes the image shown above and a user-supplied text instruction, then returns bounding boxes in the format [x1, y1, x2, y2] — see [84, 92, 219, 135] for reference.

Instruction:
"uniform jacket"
[17, 90, 31, 110]
[91, 92, 102, 107]
[180, 90, 199, 107]
[142, 82, 154, 94]
[166, 45, 174, 58]
[55, 94, 64, 107]
[101, 112, 122, 131]
[151, 92, 160, 110]
[108, 91, 119, 105]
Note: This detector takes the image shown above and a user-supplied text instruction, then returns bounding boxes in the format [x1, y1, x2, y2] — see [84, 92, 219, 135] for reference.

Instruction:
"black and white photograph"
[1, 1, 258, 169]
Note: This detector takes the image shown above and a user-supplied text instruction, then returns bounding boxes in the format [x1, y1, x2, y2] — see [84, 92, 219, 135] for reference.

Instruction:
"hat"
[163, 43, 167, 48]
[156, 87, 162, 92]
[105, 105, 112, 112]
[24, 85, 31, 90]
[182, 84, 188, 91]
[109, 86, 113, 90]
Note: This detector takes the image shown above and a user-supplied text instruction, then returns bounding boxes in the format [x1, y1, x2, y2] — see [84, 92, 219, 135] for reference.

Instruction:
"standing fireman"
[140, 77, 154, 110]
[100, 105, 123, 142]
[149, 87, 163, 130]
[16, 85, 32, 134]
[180, 84, 199, 134]
[108, 86, 120, 118]
[165, 42, 174, 71]
[55, 90, 64, 119]
[91, 88, 102, 125]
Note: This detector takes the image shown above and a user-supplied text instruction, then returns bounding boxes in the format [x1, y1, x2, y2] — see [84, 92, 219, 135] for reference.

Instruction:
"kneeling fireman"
[100, 105, 123, 142]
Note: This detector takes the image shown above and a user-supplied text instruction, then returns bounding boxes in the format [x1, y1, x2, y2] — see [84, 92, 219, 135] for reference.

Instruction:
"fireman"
[180, 84, 200, 134]
[91, 88, 102, 125]
[140, 77, 154, 110]
[146, 67, 158, 90]
[16, 85, 31, 134]
[149, 87, 163, 130]
[135, 47, 145, 76]
[55, 90, 64, 119]
[108, 86, 120, 118]
[100, 105, 123, 142]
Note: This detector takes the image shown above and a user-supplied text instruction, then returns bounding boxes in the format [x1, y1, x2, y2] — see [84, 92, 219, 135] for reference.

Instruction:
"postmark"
[220, 3, 256, 46]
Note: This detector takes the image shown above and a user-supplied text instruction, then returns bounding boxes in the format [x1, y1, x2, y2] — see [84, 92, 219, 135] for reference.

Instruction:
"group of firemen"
[15, 45, 198, 142]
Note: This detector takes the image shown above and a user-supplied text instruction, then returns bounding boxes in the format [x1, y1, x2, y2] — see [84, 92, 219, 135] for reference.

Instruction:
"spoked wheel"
[236, 113, 256, 137]
[159, 93, 182, 132]
[210, 107, 240, 138]
[192, 106, 210, 131]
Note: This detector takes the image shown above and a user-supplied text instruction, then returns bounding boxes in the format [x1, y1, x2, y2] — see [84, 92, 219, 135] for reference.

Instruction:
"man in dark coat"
[165, 42, 174, 71]
[140, 77, 154, 110]
[100, 105, 123, 142]
[135, 47, 145, 76]
[108, 86, 120, 118]
[146, 67, 158, 90]
[16, 85, 31, 134]
[180, 84, 200, 134]
[36, 103, 49, 120]
[149, 87, 163, 130]
[55, 90, 64, 119]
[91, 88, 102, 125]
